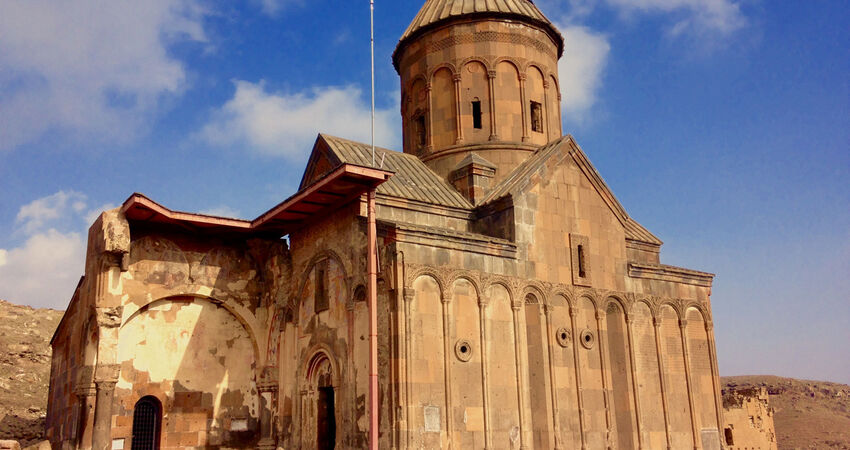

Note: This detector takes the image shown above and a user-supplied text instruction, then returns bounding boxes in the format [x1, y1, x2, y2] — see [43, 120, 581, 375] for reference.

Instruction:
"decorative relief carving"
[580, 329, 595, 350]
[556, 327, 571, 348]
[425, 32, 558, 59]
[454, 339, 473, 362]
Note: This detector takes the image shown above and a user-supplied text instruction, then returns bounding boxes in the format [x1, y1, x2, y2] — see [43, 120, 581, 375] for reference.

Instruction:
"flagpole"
[368, 3, 379, 450]
[370, 0, 376, 166]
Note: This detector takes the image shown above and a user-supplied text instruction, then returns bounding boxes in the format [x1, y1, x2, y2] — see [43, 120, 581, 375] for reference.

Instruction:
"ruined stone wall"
[722, 387, 778, 450]
[279, 202, 399, 448]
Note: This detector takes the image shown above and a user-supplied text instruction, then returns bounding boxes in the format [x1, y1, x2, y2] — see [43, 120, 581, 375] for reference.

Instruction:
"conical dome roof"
[394, 0, 563, 68]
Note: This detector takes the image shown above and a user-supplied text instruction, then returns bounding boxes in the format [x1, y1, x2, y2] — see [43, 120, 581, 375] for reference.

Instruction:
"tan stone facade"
[47, 1, 726, 449]
[721, 388, 777, 450]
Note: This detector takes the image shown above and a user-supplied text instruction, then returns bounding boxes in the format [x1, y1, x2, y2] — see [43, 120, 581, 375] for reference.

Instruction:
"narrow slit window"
[472, 99, 482, 129]
[415, 115, 427, 148]
[315, 263, 329, 312]
[530, 101, 543, 133]
[577, 244, 586, 278]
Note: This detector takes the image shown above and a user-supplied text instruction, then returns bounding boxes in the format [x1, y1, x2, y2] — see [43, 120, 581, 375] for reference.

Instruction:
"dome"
[393, 0, 563, 69]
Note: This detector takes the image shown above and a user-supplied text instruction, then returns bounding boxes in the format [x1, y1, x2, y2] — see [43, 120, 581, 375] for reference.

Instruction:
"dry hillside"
[723, 375, 850, 449]
[0, 299, 63, 446]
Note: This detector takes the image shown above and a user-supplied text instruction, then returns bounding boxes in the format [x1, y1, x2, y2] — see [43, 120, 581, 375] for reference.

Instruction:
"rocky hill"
[722, 375, 850, 449]
[0, 299, 63, 447]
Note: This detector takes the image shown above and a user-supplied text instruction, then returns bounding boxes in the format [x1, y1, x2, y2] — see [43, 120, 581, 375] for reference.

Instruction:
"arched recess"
[431, 67, 457, 149]
[407, 78, 428, 152]
[409, 275, 447, 448]
[495, 60, 523, 142]
[659, 304, 693, 449]
[576, 295, 605, 449]
[549, 293, 580, 448]
[547, 74, 562, 140]
[297, 253, 349, 329]
[484, 282, 521, 447]
[632, 301, 666, 449]
[117, 296, 260, 447]
[526, 66, 547, 145]
[461, 61, 491, 139]
[449, 277, 484, 447]
[604, 300, 637, 450]
[524, 292, 552, 449]
[301, 350, 339, 450]
[685, 307, 719, 437]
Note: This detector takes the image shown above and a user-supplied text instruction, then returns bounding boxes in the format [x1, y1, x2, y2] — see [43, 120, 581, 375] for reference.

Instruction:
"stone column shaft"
[92, 380, 116, 450]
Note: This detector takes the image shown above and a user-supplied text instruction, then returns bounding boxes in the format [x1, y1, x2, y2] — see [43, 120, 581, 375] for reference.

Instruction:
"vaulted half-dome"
[393, 0, 563, 68]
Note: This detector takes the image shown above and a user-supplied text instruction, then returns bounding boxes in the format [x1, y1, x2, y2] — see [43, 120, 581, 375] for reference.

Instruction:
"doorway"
[317, 386, 336, 449]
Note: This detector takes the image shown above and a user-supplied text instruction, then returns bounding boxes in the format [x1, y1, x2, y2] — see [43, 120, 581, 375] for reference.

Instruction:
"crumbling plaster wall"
[48, 208, 293, 450]
[279, 202, 397, 448]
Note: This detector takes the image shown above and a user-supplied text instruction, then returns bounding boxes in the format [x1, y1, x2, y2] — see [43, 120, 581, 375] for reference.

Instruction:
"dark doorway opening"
[317, 386, 336, 450]
[131, 396, 161, 450]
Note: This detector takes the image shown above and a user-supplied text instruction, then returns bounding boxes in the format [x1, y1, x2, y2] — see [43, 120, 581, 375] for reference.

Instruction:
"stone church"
[46, 0, 725, 449]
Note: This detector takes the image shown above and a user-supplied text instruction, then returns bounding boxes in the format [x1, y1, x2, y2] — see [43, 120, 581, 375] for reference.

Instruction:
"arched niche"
[116, 296, 259, 447]
[495, 60, 523, 142]
[604, 300, 637, 450]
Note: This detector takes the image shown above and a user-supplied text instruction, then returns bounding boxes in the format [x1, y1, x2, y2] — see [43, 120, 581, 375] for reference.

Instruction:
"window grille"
[131, 396, 161, 450]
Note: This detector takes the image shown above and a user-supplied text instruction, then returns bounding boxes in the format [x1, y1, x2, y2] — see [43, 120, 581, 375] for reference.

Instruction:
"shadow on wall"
[0, 415, 45, 447]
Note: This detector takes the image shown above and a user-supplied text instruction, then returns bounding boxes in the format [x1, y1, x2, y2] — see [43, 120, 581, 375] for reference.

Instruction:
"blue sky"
[0, 0, 847, 383]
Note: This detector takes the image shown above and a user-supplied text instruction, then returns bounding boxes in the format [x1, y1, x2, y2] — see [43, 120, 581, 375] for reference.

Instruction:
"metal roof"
[320, 134, 473, 210]
[121, 164, 393, 237]
[395, 0, 563, 66]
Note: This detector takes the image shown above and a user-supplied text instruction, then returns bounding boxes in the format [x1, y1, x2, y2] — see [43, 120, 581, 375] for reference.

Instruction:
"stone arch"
[658, 303, 693, 448]
[461, 59, 491, 139]
[522, 283, 547, 305]
[304, 346, 341, 388]
[301, 347, 340, 450]
[429, 66, 457, 149]
[495, 58, 525, 142]
[408, 73, 428, 93]
[297, 249, 350, 301]
[550, 289, 575, 310]
[684, 306, 719, 434]
[482, 277, 514, 305]
[658, 300, 682, 321]
[633, 297, 657, 318]
[407, 267, 446, 295]
[121, 295, 261, 368]
[604, 298, 638, 450]
[447, 272, 481, 300]
[604, 295, 630, 317]
[428, 62, 457, 80]
[526, 64, 547, 144]
[459, 56, 492, 73]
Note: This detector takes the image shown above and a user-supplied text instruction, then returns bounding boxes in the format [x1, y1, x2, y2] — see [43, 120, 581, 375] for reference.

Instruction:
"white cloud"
[557, 25, 611, 122]
[0, 191, 112, 308]
[0, 229, 85, 309]
[15, 191, 88, 235]
[606, 0, 747, 36]
[0, 0, 208, 151]
[199, 81, 400, 159]
[546, 0, 746, 37]
[252, 0, 302, 16]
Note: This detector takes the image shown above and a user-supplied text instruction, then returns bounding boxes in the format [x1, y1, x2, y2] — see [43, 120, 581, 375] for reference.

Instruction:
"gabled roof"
[394, 0, 563, 68]
[301, 134, 473, 210]
[480, 135, 663, 246]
